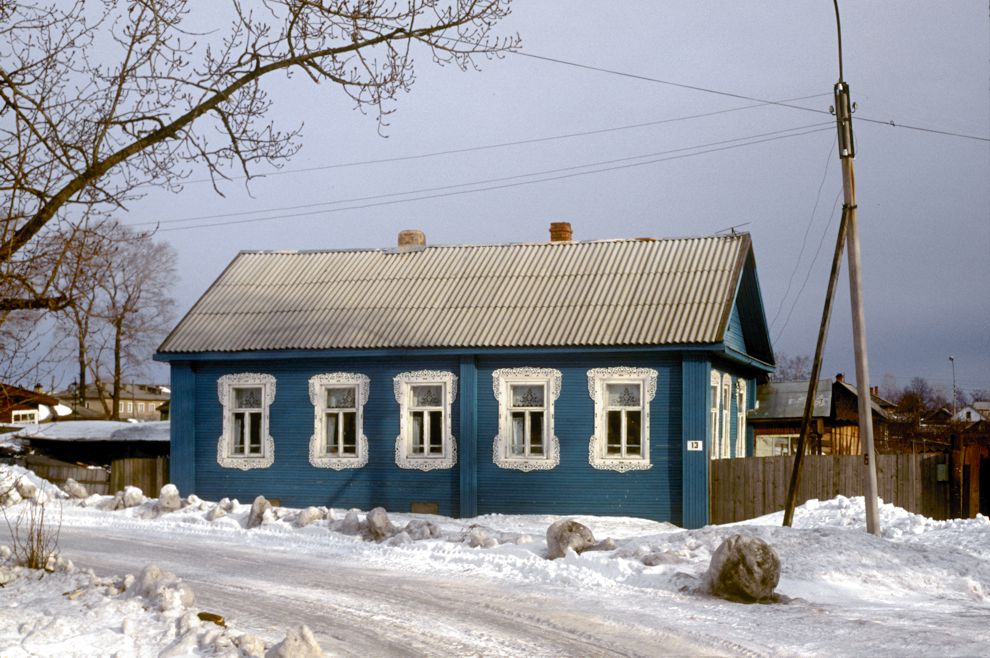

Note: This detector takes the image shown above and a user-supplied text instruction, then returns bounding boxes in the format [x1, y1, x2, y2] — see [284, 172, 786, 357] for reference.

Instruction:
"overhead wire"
[155, 124, 834, 232]
[182, 93, 831, 185]
[773, 186, 844, 345]
[144, 121, 832, 228]
[516, 51, 990, 143]
[770, 133, 837, 332]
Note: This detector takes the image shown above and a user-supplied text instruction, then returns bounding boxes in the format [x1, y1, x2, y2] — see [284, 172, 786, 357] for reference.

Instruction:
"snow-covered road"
[48, 523, 731, 656]
[4, 463, 990, 657]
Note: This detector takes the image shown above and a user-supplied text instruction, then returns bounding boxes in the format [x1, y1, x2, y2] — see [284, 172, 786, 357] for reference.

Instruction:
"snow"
[10, 420, 169, 442]
[1, 465, 989, 656]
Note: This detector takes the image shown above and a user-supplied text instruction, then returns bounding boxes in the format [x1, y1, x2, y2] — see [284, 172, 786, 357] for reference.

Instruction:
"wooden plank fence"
[710, 453, 950, 524]
[109, 457, 169, 496]
[15, 455, 169, 498]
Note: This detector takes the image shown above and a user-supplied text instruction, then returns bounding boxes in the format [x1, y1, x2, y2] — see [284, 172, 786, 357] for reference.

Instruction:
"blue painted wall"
[169, 348, 765, 526]
[474, 353, 683, 522]
[188, 356, 462, 516]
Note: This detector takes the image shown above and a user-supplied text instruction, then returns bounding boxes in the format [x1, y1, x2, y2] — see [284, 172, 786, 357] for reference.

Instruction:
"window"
[736, 379, 748, 458]
[217, 373, 275, 470]
[394, 371, 457, 470]
[710, 370, 734, 459]
[755, 434, 800, 457]
[308, 373, 369, 469]
[11, 410, 37, 424]
[492, 368, 561, 471]
[138, 402, 145, 414]
[587, 367, 657, 472]
[722, 373, 732, 459]
[710, 370, 721, 460]
[126, 401, 133, 413]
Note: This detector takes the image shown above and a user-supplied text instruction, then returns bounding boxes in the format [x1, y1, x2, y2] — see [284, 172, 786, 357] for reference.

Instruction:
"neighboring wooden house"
[56, 383, 170, 421]
[0, 383, 63, 424]
[155, 228, 775, 527]
[748, 375, 891, 456]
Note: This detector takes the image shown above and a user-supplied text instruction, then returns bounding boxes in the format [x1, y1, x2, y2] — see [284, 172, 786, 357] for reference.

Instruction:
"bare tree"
[0, 1, 517, 312]
[94, 224, 176, 419]
[53, 220, 175, 418]
[53, 221, 119, 408]
[769, 353, 812, 383]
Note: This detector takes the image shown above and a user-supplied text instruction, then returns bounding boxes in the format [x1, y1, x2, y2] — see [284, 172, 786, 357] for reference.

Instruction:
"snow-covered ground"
[1, 463, 989, 657]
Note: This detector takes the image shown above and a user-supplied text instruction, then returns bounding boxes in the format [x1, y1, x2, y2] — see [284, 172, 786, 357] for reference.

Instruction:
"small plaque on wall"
[686, 440, 703, 451]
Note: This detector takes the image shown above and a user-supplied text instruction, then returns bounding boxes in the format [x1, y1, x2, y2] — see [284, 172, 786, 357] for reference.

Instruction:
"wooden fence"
[109, 456, 169, 496]
[710, 453, 950, 524]
[15, 455, 169, 498]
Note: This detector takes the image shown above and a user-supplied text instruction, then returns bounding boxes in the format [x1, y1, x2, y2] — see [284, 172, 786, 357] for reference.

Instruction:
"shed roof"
[159, 233, 757, 354]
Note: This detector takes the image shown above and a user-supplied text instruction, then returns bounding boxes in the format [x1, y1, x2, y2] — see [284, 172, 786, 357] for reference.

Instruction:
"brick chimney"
[397, 230, 426, 253]
[549, 222, 572, 242]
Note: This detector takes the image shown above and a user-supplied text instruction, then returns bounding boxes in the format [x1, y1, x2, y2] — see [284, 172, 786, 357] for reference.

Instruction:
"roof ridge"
[234, 232, 749, 256]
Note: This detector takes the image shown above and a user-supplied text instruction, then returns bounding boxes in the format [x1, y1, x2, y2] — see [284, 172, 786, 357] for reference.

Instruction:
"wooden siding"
[710, 453, 951, 524]
[474, 353, 682, 522]
[724, 303, 746, 354]
[681, 356, 710, 527]
[188, 357, 462, 516]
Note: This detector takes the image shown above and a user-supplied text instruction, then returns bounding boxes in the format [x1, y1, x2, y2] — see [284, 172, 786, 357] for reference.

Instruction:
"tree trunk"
[112, 318, 123, 421]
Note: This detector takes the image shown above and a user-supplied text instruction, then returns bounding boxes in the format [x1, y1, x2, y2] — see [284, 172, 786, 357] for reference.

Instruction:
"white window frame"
[394, 370, 457, 471]
[736, 379, 748, 458]
[11, 409, 38, 424]
[721, 373, 732, 459]
[492, 368, 561, 471]
[710, 370, 722, 460]
[217, 373, 276, 470]
[587, 367, 657, 472]
[308, 373, 370, 470]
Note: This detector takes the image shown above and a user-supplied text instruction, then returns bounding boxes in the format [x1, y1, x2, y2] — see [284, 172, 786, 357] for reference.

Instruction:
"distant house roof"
[54, 383, 169, 402]
[15, 421, 170, 443]
[0, 383, 58, 409]
[159, 233, 770, 356]
[749, 380, 833, 420]
[750, 379, 890, 422]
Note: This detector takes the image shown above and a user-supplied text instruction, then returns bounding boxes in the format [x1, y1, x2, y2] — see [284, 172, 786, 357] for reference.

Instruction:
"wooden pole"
[782, 208, 848, 526]
[837, 82, 881, 535]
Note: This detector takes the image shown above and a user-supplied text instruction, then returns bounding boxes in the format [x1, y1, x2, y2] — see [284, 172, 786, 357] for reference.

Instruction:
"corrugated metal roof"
[159, 234, 752, 353]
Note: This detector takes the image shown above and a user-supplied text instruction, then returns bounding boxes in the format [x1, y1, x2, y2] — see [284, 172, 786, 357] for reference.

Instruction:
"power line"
[156, 125, 834, 233]
[770, 133, 837, 331]
[182, 93, 830, 185]
[144, 122, 833, 227]
[517, 50, 990, 143]
[773, 187, 844, 345]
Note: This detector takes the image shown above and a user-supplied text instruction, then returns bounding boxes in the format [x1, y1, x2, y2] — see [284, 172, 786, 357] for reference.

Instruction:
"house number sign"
[686, 440, 703, 451]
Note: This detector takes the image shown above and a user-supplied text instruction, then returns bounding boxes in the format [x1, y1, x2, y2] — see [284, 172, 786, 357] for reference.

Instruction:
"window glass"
[326, 387, 355, 409]
[511, 384, 544, 407]
[412, 385, 442, 407]
[607, 383, 641, 407]
[235, 387, 262, 409]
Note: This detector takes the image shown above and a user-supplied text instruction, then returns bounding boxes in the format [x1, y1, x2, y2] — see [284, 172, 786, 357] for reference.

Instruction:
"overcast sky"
[120, 1, 989, 397]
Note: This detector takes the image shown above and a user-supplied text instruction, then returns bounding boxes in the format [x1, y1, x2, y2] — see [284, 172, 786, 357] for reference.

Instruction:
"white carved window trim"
[587, 367, 657, 472]
[736, 379, 748, 458]
[492, 368, 561, 471]
[308, 373, 370, 470]
[394, 370, 457, 471]
[721, 373, 732, 459]
[710, 370, 721, 461]
[217, 373, 276, 470]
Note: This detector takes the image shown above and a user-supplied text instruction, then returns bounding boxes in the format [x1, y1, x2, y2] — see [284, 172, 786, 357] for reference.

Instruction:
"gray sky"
[123, 1, 989, 397]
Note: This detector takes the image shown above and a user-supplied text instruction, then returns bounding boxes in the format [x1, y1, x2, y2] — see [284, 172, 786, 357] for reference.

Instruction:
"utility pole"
[949, 355, 957, 418]
[783, 1, 880, 534]
[833, 0, 880, 535]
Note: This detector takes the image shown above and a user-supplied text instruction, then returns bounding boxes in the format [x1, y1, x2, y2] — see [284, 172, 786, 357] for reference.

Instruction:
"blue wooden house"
[155, 226, 774, 527]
